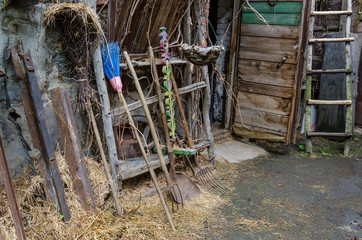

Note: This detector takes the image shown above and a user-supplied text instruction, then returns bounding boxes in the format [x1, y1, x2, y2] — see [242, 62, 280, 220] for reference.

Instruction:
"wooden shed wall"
[112, 0, 188, 53]
[232, 0, 304, 142]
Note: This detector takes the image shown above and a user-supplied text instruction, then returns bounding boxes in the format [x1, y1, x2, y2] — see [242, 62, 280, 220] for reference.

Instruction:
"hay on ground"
[0, 152, 226, 239]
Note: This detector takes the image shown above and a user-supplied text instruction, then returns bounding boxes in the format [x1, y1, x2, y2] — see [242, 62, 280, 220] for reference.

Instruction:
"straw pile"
[0, 152, 226, 239]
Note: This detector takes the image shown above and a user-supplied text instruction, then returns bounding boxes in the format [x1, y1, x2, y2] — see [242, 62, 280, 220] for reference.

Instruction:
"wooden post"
[224, 0, 242, 130]
[183, 0, 193, 135]
[305, 0, 315, 154]
[344, 0, 353, 156]
[89, 0, 121, 190]
[194, 0, 215, 163]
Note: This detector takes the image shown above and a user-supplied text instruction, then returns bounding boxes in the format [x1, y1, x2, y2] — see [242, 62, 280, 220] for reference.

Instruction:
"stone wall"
[0, 2, 78, 179]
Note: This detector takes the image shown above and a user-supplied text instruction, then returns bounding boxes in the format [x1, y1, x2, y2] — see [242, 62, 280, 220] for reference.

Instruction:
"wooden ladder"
[305, 0, 354, 155]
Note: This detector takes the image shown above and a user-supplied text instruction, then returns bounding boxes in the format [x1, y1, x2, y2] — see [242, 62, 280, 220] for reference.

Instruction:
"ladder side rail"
[344, 0, 353, 155]
[305, 0, 316, 153]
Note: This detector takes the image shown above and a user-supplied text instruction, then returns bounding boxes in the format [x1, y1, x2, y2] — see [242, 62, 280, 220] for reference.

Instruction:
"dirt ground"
[203, 137, 362, 240]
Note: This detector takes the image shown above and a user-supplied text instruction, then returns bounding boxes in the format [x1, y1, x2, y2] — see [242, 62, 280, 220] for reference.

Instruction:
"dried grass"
[0, 152, 226, 239]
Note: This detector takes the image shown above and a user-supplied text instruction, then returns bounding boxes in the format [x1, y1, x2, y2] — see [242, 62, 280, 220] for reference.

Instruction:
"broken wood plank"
[238, 81, 293, 98]
[0, 135, 26, 240]
[22, 49, 71, 222]
[111, 81, 206, 117]
[238, 59, 296, 87]
[50, 88, 96, 211]
[239, 36, 298, 64]
[237, 92, 292, 115]
[240, 24, 300, 39]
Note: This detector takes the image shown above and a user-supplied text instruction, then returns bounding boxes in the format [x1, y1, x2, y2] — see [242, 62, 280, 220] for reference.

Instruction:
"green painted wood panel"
[242, 13, 301, 26]
[242, 2, 303, 13]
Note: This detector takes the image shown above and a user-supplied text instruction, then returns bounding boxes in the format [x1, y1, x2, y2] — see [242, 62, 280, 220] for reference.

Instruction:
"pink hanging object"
[110, 76, 123, 93]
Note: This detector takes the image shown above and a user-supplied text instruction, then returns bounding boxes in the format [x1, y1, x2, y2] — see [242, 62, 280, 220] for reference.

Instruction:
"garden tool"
[102, 43, 175, 230]
[124, 51, 200, 204]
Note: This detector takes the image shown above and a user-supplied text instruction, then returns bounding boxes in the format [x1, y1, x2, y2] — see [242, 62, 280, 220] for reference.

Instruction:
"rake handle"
[117, 92, 175, 231]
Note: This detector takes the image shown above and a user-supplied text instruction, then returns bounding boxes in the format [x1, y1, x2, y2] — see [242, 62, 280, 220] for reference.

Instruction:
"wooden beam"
[309, 37, 354, 43]
[307, 100, 352, 105]
[311, 10, 352, 15]
[111, 81, 206, 118]
[307, 132, 352, 137]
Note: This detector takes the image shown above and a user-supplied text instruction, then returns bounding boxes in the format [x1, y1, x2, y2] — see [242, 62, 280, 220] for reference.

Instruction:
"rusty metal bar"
[21, 49, 71, 222]
[50, 88, 96, 211]
[0, 135, 26, 240]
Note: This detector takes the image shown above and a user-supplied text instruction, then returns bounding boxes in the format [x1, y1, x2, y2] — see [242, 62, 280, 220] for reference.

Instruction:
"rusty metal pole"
[0, 135, 27, 240]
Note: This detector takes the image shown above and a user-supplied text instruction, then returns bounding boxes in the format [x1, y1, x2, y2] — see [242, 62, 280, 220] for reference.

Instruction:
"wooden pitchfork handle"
[117, 91, 175, 231]
[123, 51, 174, 186]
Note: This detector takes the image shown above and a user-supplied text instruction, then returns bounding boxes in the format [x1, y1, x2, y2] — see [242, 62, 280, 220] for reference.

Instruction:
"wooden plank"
[240, 24, 300, 39]
[309, 37, 354, 43]
[242, 13, 301, 26]
[247, 0, 302, 2]
[232, 123, 286, 142]
[237, 92, 291, 116]
[118, 154, 169, 180]
[307, 132, 352, 137]
[308, 100, 352, 105]
[237, 59, 296, 87]
[239, 36, 298, 64]
[242, 2, 302, 13]
[111, 81, 206, 118]
[238, 81, 293, 98]
[234, 108, 289, 133]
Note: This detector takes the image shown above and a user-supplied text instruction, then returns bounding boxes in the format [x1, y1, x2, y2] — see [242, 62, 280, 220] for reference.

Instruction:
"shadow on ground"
[205, 138, 362, 240]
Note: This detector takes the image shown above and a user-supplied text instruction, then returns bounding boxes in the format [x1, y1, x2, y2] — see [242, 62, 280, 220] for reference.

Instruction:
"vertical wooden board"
[238, 81, 293, 98]
[238, 59, 296, 87]
[242, 2, 302, 13]
[240, 24, 300, 39]
[237, 91, 291, 115]
[234, 108, 289, 133]
[242, 13, 301, 26]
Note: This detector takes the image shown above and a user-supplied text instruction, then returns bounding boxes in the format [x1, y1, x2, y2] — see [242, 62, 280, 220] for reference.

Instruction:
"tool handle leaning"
[117, 92, 175, 231]
[123, 51, 173, 185]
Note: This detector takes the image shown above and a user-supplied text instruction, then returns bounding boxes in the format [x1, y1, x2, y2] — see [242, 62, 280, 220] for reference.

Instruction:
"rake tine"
[204, 168, 229, 193]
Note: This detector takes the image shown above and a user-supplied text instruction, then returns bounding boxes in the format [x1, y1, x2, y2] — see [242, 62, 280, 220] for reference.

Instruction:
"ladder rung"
[307, 132, 352, 137]
[310, 10, 353, 16]
[307, 69, 353, 74]
[309, 37, 354, 43]
[307, 100, 352, 105]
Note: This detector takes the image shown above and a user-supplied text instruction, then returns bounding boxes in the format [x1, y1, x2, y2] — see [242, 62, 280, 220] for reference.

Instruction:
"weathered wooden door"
[232, 0, 304, 143]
